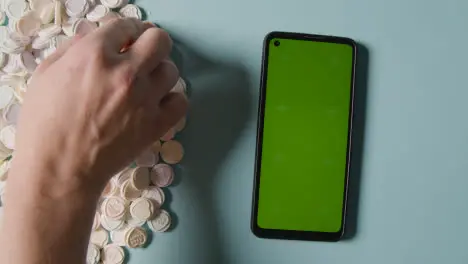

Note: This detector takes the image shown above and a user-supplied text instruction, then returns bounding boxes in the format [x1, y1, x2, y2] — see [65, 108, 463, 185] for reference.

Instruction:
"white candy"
[72, 18, 96, 35]
[2, 61, 22, 75]
[119, 179, 141, 201]
[90, 229, 109, 247]
[98, 11, 120, 26]
[0, 160, 10, 181]
[2, 102, 21, 125]
[0, 153, 11, 164]
[130, 166, 150, 190]
[4, 0, 27, 21]
[114, 168, 131, 186]
[135, 149, 157, 167]
[86, 243, 101, 264]
[179, 78, 187, 91]
[38, 24, 62, 39]
[92, 212, 101, 230]
[31, 36, 50, 49]
[100, 0, 127, 9]
[63, 17, 81, 34]
[0, 145, 11, 165]
[160, 140, 184, 164]
[148, 209, 171, 232]
[37, 2, 54, 24]
[110, 228, 128, 246]
[86, 4, 108, 22]
[65, 0, 88, 18]
[16, 11, 42, 37]
[129, 197, 154, 221]
[0, 181, 6, 201]
[100, 214, 125, 231]
[7, 19, 16, 32]
[51, 34, 70, 48]
[101, 196, 127, 220]
[0, 125, 16, 149]
[174, 116, 186, 132]
[0, 52, 6, 68]
[101, 179, 116, 197]
[125, 213, 145, 227]
[29, 0, 53, 12]
[171, 78, 186, 94]
[0, 37, 25, 54]
[124, 226, 147, 248]
[37, 45, 55, 60]
[19, 51, 38, 73]
[118, 4, 141, 19]
[10, 31, 30, 45]
[0, 75, 25, 91]
[150, 163, 174, 187]
[54, 0, 62, 25]
[102, 244, 125, 264]
[142, 186, 165, 207]
[0, 26, 8, 38]
[13, 83, 26, 102]
[0, 85, 14, 110]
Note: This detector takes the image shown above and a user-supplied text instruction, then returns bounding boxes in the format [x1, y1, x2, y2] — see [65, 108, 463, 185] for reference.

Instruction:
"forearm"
[0, 164, 100, 264]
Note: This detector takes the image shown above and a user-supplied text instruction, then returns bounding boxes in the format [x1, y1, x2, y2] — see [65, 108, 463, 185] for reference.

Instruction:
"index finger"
[93, 18, 146, 52]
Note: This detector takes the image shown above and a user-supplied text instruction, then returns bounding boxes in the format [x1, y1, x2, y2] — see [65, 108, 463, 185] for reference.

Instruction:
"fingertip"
[160, 29, 173, 51]
[96, 17, 146, 52]
[148, 60, 179, 99]
[161, 59, 179, 85]
[129, 27, 172, 73]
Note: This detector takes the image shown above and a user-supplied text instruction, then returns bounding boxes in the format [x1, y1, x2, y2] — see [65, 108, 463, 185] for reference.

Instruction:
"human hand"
[9, 18, 188, 197]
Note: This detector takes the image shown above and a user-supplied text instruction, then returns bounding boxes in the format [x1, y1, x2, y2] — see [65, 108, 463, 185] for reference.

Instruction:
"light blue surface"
[132, 0, 468, 263]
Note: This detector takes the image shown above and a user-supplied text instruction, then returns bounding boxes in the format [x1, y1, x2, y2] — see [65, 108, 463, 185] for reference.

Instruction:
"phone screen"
[253, 32, 356, 240]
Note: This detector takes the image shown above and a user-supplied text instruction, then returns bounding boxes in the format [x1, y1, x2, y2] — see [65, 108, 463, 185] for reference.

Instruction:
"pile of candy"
[0, 0, 188, 263]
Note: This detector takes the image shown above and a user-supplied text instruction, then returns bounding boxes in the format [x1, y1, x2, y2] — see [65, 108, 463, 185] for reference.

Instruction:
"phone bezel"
[251, 31, 357, 242]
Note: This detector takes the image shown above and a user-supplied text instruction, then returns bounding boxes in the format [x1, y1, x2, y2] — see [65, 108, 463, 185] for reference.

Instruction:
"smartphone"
[251, 31, 357, 242]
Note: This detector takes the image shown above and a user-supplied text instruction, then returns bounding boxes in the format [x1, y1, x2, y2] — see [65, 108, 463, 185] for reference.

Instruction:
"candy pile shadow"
[159, 32, 253, 264]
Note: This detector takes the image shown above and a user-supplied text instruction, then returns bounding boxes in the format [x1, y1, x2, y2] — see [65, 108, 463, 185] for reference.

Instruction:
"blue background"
[132, 0, 468, 263]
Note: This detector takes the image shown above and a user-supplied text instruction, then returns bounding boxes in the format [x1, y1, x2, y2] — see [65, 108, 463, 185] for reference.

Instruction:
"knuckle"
[109, 18, 140, 39]
[154, 29, 172, 46]
[142, 28, 172, 50]
[106, 17, 124, 30]
[125, 17, 142, 31]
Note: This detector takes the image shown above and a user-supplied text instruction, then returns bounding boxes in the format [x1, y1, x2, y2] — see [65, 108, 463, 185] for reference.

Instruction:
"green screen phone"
[251, 32, 356, 241]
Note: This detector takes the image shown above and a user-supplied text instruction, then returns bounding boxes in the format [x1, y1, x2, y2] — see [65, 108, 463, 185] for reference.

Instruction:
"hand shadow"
[168, 32, 253, 264]
[342, 42, 370, 240]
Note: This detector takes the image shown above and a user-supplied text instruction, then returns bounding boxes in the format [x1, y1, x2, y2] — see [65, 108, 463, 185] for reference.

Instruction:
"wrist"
[1, 169, 98, 264]
[7, 154, 103, 204]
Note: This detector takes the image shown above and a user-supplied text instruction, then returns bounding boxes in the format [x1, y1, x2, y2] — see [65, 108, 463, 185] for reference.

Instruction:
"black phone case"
[250, 31, 358, 242]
